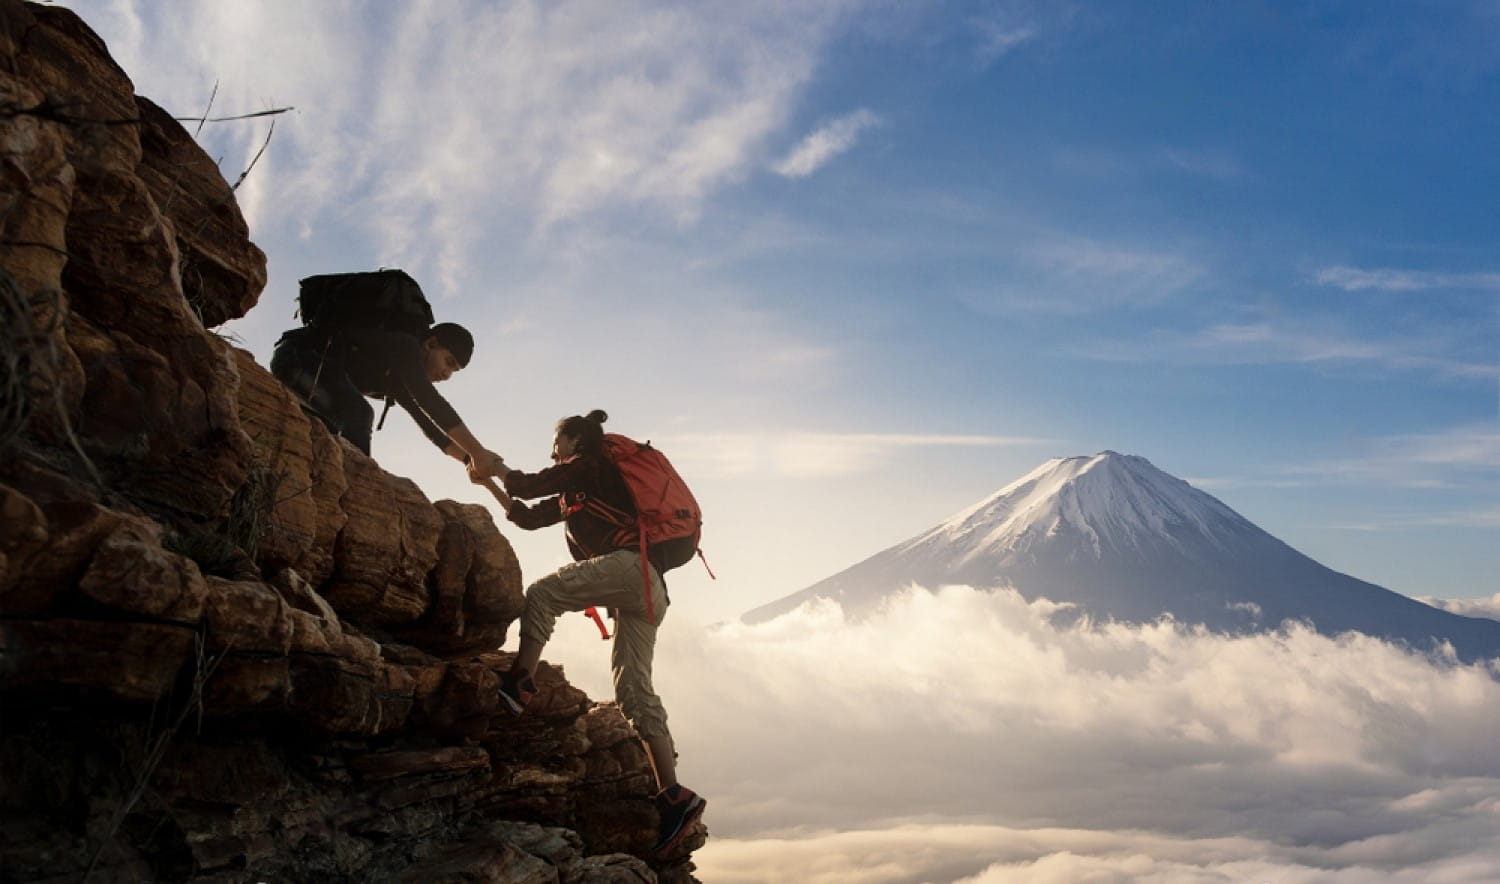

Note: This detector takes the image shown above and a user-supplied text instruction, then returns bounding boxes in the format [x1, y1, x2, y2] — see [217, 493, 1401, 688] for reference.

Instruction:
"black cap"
[428, 322, 474, 368]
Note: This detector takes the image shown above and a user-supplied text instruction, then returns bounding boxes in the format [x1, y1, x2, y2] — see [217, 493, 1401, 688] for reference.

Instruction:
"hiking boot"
[497, 667, 536, 714]
[652, 784, 706, 853]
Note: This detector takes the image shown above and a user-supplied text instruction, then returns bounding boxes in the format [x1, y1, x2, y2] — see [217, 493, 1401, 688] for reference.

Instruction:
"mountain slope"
[745, 452, 1500, 662]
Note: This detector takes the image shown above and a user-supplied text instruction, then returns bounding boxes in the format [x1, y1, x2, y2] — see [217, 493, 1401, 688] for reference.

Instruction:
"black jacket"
[279, 326, 463, 450]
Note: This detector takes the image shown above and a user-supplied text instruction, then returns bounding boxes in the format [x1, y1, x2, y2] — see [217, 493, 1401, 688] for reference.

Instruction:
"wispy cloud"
[1286, 425, 1500, 483]
[964, 236, 1204, 315]
[657, 431, 1051, 478]
[1085, 320, 1497, 379]
[1193, 425, 1500, 499]
[972, 23, 1038, 68]
[1191, 322, 1388, 361]
[1162, 147, 1246, 181]
[1331, 505, 1500, 532]
[1315, 266, 1500, 293]
[773, 109, 881, 178]
[78, 0, 866, 294]
[1034, 239, 1197, 284]
[968, 2, 1044, 68]
[1050, 145, 1133, 178]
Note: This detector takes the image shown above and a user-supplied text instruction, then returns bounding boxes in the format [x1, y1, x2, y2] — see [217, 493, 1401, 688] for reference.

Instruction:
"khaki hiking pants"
[519, 549, 673, 743]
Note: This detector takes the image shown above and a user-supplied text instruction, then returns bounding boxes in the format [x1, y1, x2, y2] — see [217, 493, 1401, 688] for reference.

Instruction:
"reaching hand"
[467, 449, 506, 482]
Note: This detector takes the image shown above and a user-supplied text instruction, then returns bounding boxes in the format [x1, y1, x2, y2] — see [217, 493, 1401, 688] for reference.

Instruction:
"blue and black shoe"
[497, 667, 536, 715]
[653, 784, 706, 853]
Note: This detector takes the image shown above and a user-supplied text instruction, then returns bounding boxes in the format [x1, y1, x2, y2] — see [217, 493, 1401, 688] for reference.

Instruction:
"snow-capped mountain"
[744, 452, 1500, 662]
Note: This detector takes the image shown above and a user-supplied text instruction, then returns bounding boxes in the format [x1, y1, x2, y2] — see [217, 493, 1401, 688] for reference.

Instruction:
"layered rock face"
[0, 3, 703, 880]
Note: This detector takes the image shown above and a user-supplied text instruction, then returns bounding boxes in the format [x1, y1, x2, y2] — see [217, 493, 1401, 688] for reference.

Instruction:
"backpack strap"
[373, 367, 397, 431]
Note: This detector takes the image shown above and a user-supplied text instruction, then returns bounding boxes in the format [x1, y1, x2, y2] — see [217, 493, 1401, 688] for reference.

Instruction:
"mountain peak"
[743, 453, 1500, 662]
[918, 450, 1250, 565]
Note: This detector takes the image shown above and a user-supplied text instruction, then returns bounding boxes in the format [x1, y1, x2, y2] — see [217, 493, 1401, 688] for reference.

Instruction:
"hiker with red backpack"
[270, 269, 505, 476]
[486, 409, 707, 854]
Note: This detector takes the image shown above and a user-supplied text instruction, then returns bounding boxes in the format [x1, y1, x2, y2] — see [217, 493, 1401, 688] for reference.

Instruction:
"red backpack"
[600, 434, 710, 624]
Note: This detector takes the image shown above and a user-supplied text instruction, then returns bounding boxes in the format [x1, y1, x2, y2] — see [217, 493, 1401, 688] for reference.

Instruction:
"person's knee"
[518, 577, 568, 642]
[525, 575, 565, 609]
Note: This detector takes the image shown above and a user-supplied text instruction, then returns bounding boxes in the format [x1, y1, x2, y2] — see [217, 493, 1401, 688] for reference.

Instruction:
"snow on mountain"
[905, 451, 1255, 565]
[744, 452, 1500, 663]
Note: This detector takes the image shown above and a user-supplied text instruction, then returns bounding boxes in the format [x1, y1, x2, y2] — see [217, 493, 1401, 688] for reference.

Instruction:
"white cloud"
[1315, 266, 1500, 293]
[969, 3, 1043, 68]
[1419, 593, 1500, 622]
[973, 23, 1038, 67]
[1033, 240, 1195, 284]
[71, 0, 864, 295]
[537, 585, 1500, 882]
[696, 815, 1500, 884]
[654, 431, 1050, 478]
[1191, 322, 1387, 362]
[773, 108, 882, 178]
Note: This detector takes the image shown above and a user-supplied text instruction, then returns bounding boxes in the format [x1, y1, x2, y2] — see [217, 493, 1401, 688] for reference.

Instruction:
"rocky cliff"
[0, 3, 702, 880]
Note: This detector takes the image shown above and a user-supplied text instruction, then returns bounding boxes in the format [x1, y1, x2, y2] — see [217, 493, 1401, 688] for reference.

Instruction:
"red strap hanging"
[584, 606, 610, 640]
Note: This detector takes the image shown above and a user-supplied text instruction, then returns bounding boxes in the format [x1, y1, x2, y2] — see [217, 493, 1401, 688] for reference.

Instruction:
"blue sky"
[69, 0, 1499, 623]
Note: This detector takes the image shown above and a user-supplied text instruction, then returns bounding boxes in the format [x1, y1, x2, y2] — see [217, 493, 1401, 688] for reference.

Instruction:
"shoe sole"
[653, 796, 706, 854]
[498, 689, 529, 715]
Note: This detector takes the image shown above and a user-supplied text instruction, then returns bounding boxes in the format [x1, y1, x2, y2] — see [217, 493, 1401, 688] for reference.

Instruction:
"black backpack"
[296, 269, 433, 337]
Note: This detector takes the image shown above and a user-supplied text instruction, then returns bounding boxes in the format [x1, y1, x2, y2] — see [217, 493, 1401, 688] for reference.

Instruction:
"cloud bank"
[548, 585, 1500, 882]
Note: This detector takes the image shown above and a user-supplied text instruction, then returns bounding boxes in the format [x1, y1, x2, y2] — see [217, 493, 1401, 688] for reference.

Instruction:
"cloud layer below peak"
[537, 585, 1500, 882]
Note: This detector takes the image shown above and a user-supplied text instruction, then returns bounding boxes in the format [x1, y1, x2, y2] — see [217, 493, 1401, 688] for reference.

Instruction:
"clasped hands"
[465, 450, 515, 510]
[465, 449, 509, 484]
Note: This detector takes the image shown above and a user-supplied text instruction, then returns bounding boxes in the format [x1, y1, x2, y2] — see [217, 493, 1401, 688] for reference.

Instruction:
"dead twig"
[174, 106, 293, 124]
[192, 80, 219, 138]
[231, 117, 277, 192]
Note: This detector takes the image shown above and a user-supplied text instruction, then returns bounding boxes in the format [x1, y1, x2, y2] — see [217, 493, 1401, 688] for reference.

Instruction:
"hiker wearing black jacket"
[488, 409, 706, 855]
[270, 322, 504, 476]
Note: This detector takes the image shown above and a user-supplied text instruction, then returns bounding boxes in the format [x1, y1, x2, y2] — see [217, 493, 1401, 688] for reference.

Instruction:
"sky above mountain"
[64, 0, 1499, 623]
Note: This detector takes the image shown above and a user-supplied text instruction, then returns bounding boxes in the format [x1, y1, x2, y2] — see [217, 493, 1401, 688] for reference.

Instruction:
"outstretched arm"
[477, 477, 513, 510]
[379, 338, 503, 472]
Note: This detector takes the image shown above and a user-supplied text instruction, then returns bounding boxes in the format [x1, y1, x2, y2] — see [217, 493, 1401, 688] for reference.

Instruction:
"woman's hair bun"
[585, 409, 608, 425]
